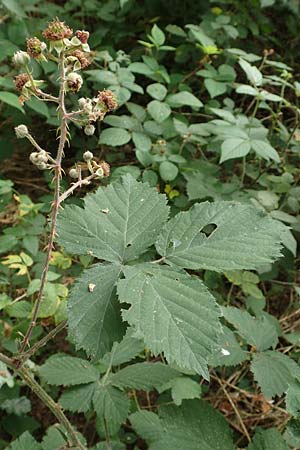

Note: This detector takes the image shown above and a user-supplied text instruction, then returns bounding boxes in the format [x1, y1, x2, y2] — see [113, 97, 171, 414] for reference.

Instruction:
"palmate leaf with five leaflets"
[156, 201, 284, 272]
[56, 176, 285, 382]
[117, 264, 222, 379]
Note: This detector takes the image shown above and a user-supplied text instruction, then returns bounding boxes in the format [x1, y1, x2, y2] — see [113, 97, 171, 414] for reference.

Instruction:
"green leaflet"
[59, 383, 97, 413]
[159, 376, 202, 405]
[57, 174, 169, 263]
[93, 384, 130, 436]
[208, 326, 247, 367]
[148, 400, 234, 450]
[100, 328, 145, 368]
[156, 201, 284, 272]
[251, 351, 300, 399]
[247, 428, 289, 450]
[111, 362, 180, 390]
[9, 431, 41, 450]
[39, 355, 99, 386]
[222, 307, 278, 351]
[67, 263, 125, 361]
[286, 382, 300, 417]
[117, 264, 222, 379]
[130, 410, 163, 442]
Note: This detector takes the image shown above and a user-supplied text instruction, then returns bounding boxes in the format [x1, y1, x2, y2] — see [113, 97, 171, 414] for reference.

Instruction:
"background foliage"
[1, 0, 300, 449]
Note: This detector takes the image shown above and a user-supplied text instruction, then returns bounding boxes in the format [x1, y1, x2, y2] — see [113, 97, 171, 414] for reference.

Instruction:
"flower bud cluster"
[29, 150, 50, 170]
[69, 151, 110, 180]
[77, 90, 118, 133]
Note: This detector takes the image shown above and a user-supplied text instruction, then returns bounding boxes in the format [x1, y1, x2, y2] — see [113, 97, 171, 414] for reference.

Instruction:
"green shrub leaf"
[247, 428, 289, 450]
[67, 263, 124, 361]
[222, 307, 278, 351]
[156, 201, 284, 272]
[118, 264, 222, 379]
[147, 100, 171, 123]
[57, 175, 169, 263]
[251, 351, 300, 398]
[99, 128, 131, 146]
[149, 400, 234, 450]
[111, 362, 180, 390]
[39, 355, 99, 386]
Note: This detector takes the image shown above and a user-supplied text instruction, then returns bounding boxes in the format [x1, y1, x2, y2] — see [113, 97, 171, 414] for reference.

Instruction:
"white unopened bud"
[83, 150, 94, 161]
[36, 162, 47, 170]
[84, 124, 95, 136]
[15, 124, 29, 139]
[12, 51, 30, 67]
[29, 152, 39, 164]
[69, 168, 79, 179]
[78, 97, 87, 108]
[37, 153, 48, 163]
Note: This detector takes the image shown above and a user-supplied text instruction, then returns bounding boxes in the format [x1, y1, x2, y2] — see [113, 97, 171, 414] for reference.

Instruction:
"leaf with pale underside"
[156, 201, 284, 272]
[117, 264, 222, 379]
[57, 174, 169, 263]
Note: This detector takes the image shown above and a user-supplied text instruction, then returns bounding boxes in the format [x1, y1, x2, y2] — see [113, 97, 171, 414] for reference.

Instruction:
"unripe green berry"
[69, 168, 79, 178]
[83, 150, 94, 161]
[84, 124, 95, 136]
[15, 124, 29, 139]
[12, 51, 30, 67]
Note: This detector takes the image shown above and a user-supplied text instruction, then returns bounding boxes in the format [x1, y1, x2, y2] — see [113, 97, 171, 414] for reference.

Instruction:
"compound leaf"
[156, 201, 283, 272]
[117, 264, 222, 379]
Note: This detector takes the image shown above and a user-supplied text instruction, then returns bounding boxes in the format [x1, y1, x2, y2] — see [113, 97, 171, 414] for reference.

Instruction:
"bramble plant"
[1, 8, 300, 450]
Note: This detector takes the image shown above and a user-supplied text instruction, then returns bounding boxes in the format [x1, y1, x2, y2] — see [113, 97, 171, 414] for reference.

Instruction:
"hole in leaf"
[201, 223, 217, 237]
[126, 243, 132, 248]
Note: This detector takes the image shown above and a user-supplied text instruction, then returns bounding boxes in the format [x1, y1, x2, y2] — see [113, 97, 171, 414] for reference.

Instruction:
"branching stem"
[19, 52, 68, 355]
